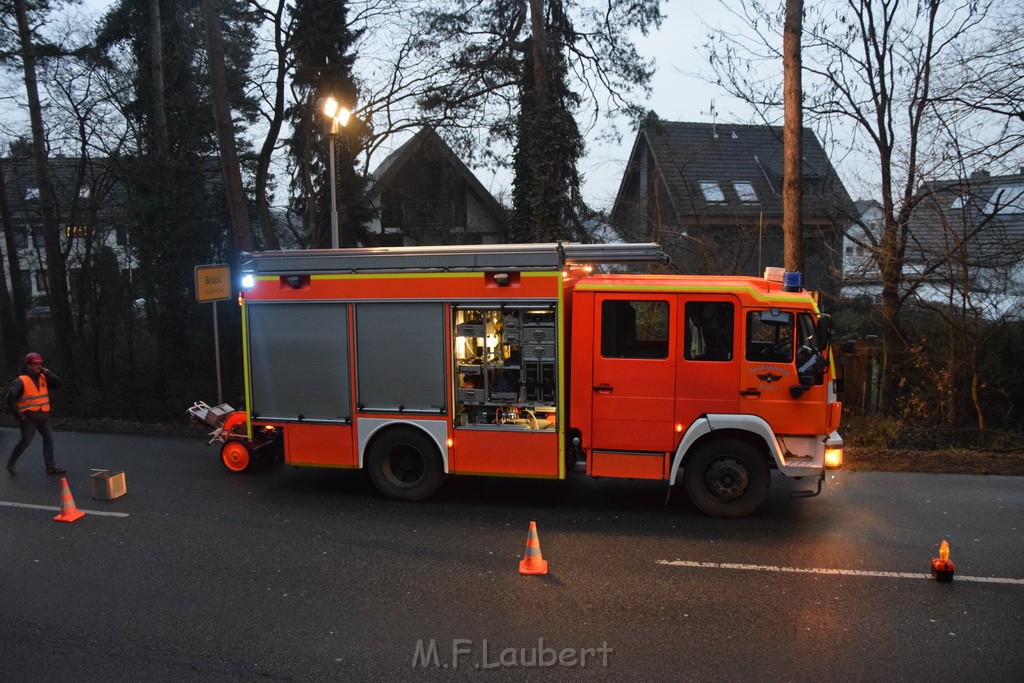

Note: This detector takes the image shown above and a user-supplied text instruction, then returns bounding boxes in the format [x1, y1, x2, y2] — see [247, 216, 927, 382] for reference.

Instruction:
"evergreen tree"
[509, 30, 586, 242]
[416, 0, 660, 242]
[287, 0, 370, 248]
[94, 0, 258, 406]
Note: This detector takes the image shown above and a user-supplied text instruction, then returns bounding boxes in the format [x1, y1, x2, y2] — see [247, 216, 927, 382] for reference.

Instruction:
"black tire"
[366, 427, 445, 502]
[683, 438, 770, 517]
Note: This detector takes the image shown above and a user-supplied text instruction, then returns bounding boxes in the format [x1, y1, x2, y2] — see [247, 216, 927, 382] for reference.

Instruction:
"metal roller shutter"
[247, 302, 351, 421]
[356, 303, 445, 412]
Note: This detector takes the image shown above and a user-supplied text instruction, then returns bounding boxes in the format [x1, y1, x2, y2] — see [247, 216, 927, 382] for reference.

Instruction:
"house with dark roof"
[902, 169, 1024, 319]
[841, 199, 885, 299]
[366, 127, 507, 246]
[610, 118, 854, 302]
[1, 155, 135, 306]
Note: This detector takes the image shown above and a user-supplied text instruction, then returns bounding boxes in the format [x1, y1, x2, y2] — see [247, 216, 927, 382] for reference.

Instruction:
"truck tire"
[221, 440, 253, 474]
[366, 427, 445, 502]
[683, 438, 770, 517]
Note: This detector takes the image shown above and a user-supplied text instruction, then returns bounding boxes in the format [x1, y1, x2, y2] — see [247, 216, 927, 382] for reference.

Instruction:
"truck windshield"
[746, 310, 793, 363]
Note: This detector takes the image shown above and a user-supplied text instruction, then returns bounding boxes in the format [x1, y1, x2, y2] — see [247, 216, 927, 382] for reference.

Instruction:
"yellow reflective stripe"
[574, 281, 809, 306]
[240, 295, 253, 440]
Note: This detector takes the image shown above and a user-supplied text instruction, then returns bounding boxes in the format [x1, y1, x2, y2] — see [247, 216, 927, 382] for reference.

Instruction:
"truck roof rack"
[240, 242, 669, 275]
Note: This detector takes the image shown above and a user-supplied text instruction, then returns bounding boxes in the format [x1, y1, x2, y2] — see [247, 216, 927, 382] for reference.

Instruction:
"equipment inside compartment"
[454, 304, 557, 430]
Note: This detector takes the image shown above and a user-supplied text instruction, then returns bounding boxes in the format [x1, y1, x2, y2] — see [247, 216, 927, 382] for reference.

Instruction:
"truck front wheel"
[683, 438, 770, 517]
[366, 427, 445, 502]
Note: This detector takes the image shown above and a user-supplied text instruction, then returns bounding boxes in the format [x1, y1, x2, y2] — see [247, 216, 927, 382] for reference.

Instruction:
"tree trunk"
[782, 0, 803, 273]
[201, 0, 253, 260]
[254, 0, 288, 251]
[0, 161, 30, 370]
[13, 0, 75, 375]
[148, 0, 169, 160]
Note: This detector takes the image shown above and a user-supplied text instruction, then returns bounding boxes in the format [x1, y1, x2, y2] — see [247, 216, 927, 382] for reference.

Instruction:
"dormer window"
[984, 185, 1024, 214]
[733, 181, 758, 203]
[699, 181, 725, 203]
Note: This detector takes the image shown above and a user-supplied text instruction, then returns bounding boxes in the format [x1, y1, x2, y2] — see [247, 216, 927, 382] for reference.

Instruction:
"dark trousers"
[8, 414, 56, 470]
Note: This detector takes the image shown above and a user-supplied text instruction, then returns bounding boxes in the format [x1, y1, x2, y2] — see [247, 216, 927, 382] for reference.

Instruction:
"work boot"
[46, 466, 66, 475]
[6, 460, 14, 475]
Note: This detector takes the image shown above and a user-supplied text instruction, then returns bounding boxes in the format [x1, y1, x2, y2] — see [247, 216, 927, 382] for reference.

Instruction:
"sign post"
[195, 264, 232, 404]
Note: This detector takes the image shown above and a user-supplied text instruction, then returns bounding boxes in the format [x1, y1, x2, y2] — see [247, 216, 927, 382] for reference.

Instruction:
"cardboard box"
[90, 470, 127, 500]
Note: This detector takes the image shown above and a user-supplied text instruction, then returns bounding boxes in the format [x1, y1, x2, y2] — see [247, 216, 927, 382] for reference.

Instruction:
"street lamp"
[317, 96, 352, 249]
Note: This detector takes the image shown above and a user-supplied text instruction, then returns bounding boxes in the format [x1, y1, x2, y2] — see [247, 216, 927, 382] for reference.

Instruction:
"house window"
[35, 270, 47, 293]
[984, 185, 1024, 214]
[699, 181, 725, 203]
[733, 181, 758, 203]
[24, 187, 40, 200]
[32, 229, 45, 248]
[13, 226, 28, 249]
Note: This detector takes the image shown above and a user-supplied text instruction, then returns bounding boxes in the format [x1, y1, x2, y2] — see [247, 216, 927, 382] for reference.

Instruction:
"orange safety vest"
[17, 374, 50, 413]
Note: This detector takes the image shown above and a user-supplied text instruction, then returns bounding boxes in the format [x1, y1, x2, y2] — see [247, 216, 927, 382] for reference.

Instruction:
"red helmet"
[24, 352, 44, 365]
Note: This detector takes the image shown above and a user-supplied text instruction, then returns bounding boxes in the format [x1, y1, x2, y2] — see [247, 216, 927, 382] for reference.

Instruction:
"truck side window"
[684, 302, 733, 361]
[746, 310, 794, 363]
[601, 300, 668, 359]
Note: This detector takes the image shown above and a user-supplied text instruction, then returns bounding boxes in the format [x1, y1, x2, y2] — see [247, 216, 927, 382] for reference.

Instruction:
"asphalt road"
[1, 427, 1022, 681]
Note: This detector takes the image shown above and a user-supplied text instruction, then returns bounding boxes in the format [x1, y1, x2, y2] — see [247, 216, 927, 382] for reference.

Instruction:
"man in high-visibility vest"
[6, 352, 65, 476]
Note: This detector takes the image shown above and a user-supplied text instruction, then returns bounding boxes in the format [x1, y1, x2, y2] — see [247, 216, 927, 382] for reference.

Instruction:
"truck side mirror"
[816, 315, 832, 354]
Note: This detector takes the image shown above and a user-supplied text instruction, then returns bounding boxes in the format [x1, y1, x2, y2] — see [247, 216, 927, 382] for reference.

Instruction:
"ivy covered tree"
[509, 31, 586, 242]
[414, 0, 661, 242]
[286, 0, 370, 248]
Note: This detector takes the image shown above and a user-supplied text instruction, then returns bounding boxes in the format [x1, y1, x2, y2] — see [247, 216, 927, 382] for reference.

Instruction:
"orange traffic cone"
[53, 477, 86, 523]
[519, 520, 548, 575]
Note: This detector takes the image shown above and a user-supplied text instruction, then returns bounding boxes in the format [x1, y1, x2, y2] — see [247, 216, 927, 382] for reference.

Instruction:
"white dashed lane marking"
[0, 500, 129, 517]
[657, 559, 1024, 585]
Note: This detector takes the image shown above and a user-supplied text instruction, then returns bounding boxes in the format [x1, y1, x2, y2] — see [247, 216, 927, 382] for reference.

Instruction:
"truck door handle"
[740, 388, 761, 397]
[593, 384, 614, 393]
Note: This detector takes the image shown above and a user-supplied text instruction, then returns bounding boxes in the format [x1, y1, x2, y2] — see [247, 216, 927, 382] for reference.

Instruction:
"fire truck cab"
[210, 242, 841, 517]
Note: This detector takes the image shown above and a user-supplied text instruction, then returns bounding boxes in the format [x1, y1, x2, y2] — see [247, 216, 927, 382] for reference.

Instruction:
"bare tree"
[12, 0, 75, 373]
[201, 0, 253, 259]
[704, 0, 1008, 414]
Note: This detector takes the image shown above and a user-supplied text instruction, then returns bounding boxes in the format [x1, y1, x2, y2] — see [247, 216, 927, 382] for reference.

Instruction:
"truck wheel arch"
[669, 415, 781, 486]
[363, 423, 447, 502]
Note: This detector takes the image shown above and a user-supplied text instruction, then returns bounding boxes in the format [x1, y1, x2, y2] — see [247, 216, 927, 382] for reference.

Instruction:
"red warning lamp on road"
[931, 539, 955, 582]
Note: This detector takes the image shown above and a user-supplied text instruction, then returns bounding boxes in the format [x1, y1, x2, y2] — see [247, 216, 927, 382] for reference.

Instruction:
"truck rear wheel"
[366, 427, 445, 502]
[221, 440, 253, 474]
[683, 438, 770, 517]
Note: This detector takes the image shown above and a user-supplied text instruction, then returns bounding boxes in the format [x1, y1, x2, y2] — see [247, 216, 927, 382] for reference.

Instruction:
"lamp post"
[317, 96, 351, 249]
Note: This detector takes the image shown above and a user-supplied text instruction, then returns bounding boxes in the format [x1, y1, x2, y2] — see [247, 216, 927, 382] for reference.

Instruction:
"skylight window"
[699, 181, 725, 203]
[733, 181, 758, 203]
[984, 185, 1024, 214]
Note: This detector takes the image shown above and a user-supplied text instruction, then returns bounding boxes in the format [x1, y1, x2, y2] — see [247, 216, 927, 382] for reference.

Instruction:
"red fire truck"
[192, 242, 842, 517]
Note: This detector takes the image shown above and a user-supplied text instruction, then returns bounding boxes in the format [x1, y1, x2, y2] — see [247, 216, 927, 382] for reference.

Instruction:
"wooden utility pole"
[783, 0, 803, 273]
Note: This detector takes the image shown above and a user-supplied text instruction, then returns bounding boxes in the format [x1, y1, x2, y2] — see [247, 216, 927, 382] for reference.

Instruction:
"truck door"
[739, 307, 827, 434]
[677, 298, 740, 426]
[590, 296, 676, 453]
